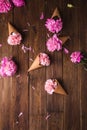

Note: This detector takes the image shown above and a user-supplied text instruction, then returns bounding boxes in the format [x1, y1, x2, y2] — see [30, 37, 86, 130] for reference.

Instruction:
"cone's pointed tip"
[52, 7, 61, 18]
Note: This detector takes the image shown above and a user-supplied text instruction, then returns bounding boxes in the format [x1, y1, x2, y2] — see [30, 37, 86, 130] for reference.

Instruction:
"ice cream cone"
[51, 8, 60, 18]
[8, 22, 18, 35]
[59, 36, 70, 45]
[54, 81, 67, 95]
[28, 54, 42, 72]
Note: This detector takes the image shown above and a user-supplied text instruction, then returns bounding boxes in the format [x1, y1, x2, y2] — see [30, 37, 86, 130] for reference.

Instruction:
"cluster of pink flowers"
[0, 0, 25, 13]
[45, 79, 57, 94]
[7, 32, 22, 45]
[0, 57, 17, 77]
[70, 51, 83, 63]
[39, 53, 50, 66]
[45, 18, 63, 33]
[46, 34, 62, 52]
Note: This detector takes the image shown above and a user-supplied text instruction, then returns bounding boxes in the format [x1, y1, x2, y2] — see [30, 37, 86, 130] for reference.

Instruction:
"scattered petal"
[67, 3, 74, 8]
[16, 121, 19, 124]
[22, 45, 32, 53]
[0, 44, 2, 47]
[63, 48, 69, 54]
[45, 114, 51, 120]
[18, 112, 23, 117]
[29, 58, 34, 62]
[47, 33, 50, 38]
[27, 22, 31, 27]
[40, 12, 44, 20]
[32, 86, 35, 90]
[32, 49, 35, 53]
[16, 74, 20, 78]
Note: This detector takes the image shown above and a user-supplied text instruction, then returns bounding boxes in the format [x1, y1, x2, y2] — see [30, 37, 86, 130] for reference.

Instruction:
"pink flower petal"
[32, 86, 35, 90]
[45, 114, 51, 120]
[47, 33, 50, 38]
[40, 12, 44, 20]
[29, 58, 34, 62]
[64, 48, 69, 54]
[16, 121, 19, 124]
[0, 44, 2, 47]
[16, 74, 20, 78]
[22, 45, 32, 53]
[27, 22, 31, 27]
[18, 112, 23, 117]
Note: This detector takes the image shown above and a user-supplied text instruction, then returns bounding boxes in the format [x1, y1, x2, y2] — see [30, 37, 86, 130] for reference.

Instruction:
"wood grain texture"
[0, 0, 87, 130]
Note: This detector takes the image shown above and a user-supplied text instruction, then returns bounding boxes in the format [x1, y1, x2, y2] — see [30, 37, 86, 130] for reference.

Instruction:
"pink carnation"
[70, 51, 83, 63]
[39, 53, 50, 66]
[45, 18, 63, 33]
[7, 32, 22, 45]
[46, 34, 62, 52]
[12, 0, 25, 7]
[0, 57, 17, 77]
[0, 0, 12, 13]
[45, 79, 57, 94]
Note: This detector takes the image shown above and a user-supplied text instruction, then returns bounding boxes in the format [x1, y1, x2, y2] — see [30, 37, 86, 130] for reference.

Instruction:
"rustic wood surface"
[0, 0, 87, 130]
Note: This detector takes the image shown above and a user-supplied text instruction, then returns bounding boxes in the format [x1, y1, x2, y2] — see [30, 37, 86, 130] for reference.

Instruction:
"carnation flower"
[12, 0, 25, 7]
[0, 0, 12, 13]
[45, 18, 63, 33]
[39, 53, 50, 66]
[7, 32, 22, 45]
[0, 57, 17, 77]
[46, 34, 62, 52]
[45, 79, 57, 94]
[70, 51, 87, 70]
[70, 51, 83, 63]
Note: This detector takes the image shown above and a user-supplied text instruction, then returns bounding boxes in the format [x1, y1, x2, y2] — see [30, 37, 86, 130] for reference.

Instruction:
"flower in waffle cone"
[7, 22, 22, 45]
[28, 53, 50, 72]
[54, 80, 67, 95]
[28, 54, 42, 72]
[45, 79, 67, 95]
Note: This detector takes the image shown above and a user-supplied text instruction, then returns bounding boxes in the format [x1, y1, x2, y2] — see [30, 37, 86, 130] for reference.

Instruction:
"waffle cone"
[28, 55, 42, 72]
[51, 8, 60, 18]
[59, 36, 70, 45]
[54, 81, 67, 95]
[8, 22, 18, 35]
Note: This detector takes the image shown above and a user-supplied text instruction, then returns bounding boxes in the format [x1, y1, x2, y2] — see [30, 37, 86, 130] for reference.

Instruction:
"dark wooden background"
[0, 0, 87, 130]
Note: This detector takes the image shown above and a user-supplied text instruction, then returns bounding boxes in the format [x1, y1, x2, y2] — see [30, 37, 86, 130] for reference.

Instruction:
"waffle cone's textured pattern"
[28, 55, 42, 72]
[59, 36, 70, 45]
[54, 81, 67, 95]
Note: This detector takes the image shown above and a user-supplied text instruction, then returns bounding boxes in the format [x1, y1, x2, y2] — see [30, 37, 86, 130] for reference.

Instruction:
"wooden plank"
[45, 0, 64, 130]
[12, 4, 29, 130]
[28, 0, 47, 130]
[0, 11, 13, 130]
[63, 0, 81, 130]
